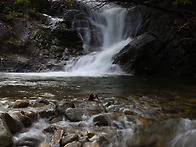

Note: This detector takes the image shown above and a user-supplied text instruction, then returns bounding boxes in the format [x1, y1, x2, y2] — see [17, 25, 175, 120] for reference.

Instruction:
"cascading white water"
[64, 3, 131, 76]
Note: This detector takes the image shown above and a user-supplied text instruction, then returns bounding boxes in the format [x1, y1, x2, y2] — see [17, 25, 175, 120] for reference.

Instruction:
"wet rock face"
[114, 33, 158, 75]
[114, 5, 196, 77]
[0, 114, 13, 147]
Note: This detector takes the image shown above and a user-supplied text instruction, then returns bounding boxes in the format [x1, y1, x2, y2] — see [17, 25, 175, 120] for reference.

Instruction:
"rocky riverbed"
[0, 93, 195, 147]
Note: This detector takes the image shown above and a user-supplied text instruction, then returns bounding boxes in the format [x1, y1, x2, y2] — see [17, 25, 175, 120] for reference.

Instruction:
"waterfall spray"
[64, 3, 131, 76]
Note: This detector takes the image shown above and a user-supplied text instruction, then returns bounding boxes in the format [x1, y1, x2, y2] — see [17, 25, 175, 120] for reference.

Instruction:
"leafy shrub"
[5, 37, 22, 47]
[173, 0, 192, 5]
[14, 0, 30, 12]
[171, 17, 196, 47]
[5, 13, 14, 21]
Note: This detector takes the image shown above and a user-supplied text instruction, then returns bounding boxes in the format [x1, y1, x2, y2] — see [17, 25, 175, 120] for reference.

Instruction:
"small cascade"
[64, 3, 131, 76]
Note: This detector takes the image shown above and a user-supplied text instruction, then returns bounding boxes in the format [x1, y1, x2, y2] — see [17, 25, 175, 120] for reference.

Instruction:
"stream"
[0, 74, 196, 146]
[0, 0, 195, 146]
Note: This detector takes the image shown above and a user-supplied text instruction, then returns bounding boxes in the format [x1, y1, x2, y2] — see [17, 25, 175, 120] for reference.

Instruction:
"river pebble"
[56, 102, 75, 114]
[60, 134, 79, 146]
[65, 108, 85, 122]
[107, 105, 120, 112]
[13, 99, 29, 108]
[64, 141, 82, 147]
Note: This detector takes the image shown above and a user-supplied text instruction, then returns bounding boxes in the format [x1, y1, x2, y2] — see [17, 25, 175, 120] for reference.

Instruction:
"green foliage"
[171, 17, 196, 47]
[5, 11, 24, 22]
[32, 0, 51, 13]
[65, 0, 74, 7]
[5, 13, 14, 21]
[172, 0, 192, 5]
[27, 9, 48, 24]
[5, 37, 22, 47]
[14, 0, 30, 12]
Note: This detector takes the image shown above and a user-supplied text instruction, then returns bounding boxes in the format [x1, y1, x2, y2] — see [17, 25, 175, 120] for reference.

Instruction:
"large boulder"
[1, 113, 22, 134]
[65, 108, 85, 122]
[0, 114, 13, 147]
[93, 114, 109, 126]
[114, 5, 196, 77]
[56, 102, 75, 114]
[13, 99, 29, 108]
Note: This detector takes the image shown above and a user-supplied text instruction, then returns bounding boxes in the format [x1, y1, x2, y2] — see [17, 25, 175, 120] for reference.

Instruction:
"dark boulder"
[93, 114, 109, 126]
[65, 108, 85, 122]
[1, 113, 22, 134]
[0, 114, 13, 147]
[16, 137, 42, 147]
[56, 102, 75, 115]
[114, 5, 196, 77]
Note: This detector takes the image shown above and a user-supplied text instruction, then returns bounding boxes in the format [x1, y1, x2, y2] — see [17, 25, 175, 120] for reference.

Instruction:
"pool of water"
[0, 72, 195, 118]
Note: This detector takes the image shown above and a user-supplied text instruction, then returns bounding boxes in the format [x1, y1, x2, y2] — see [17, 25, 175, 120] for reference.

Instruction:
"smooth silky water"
[0, 1, 196, 146]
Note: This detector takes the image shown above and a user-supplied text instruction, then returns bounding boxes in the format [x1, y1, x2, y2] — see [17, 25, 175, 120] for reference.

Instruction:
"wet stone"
[64, 141, 82, 147]
[39, 110, 56, 118]
[1, 113, 22, 134]
[97, 135, 110, 146]
[107, 105, 120, 112]
[85, 104, 106, 116]
[39, 143, 51, 147]
[84, 130, 95, 138]
[0, 114, 13, 147]
[16, 137, 42, 147]
[43, 125, 58, 134]
[50, 116, 63, 123]
[103, 101, 114, 107]
[20, 115, 32, 127]
[36, 97, 50, 105]
[51, 128, 63, 146]
[14, 111, 32, 127]
[23, 111, 38, 121]
[56, 102, 75, 114]
[83, 141, 100, 147]
[13, 99, 29, 108]
[123, 109, 136, 115]
[60, 134, 79, 146]
[89, 135, 109, 146]
[93, 114, 108, 126]
[65, 108, 85, 122]
[30, 102, 47, 107]
[112, 121, 125, 129]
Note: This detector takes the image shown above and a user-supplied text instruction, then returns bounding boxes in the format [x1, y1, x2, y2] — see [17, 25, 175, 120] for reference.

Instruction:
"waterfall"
[64, 2, 131, 76]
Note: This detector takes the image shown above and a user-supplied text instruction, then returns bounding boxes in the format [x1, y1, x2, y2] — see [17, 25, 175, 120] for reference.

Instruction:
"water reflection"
[0, 73, 195, 118]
